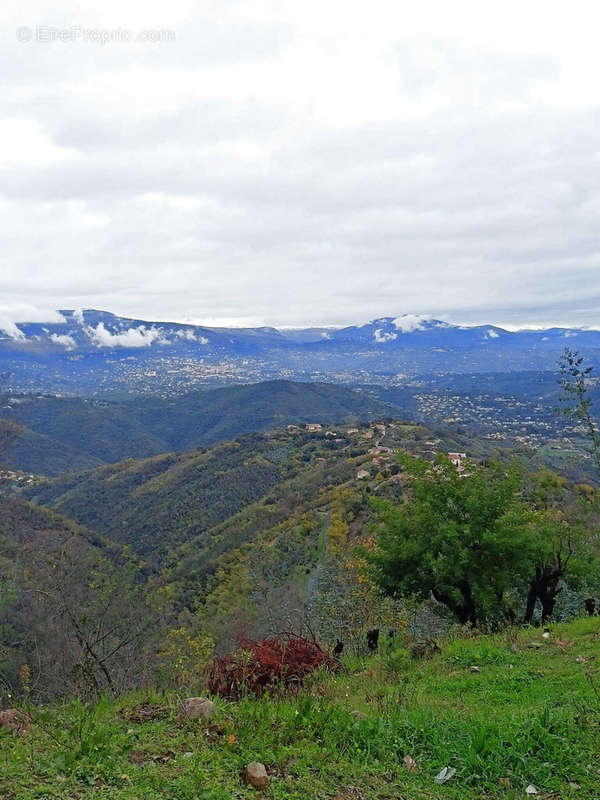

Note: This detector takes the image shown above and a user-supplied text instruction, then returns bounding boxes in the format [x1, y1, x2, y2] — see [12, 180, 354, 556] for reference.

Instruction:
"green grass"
[2, 618, 599, 799]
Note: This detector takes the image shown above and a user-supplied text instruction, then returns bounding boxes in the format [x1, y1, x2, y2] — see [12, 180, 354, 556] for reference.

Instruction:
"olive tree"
[370, 454, 544, 626]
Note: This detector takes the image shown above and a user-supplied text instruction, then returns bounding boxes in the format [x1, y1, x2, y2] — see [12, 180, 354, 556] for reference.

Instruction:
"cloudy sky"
[2, 0, 600, 329]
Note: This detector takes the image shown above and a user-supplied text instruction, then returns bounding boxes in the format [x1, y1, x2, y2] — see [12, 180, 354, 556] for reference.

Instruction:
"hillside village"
[4, 368, 593, 483]
[0, 469, 34, 487]
[283, 419, 468, 483]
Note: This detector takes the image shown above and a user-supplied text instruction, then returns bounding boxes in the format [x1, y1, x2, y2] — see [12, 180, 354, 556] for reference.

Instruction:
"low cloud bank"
[374, 328, 397, 342]
[85, 320, 169, 348]
[0, 305, 67, 341]
[393, 315, 431, 333]
[50, 333, 76, 349]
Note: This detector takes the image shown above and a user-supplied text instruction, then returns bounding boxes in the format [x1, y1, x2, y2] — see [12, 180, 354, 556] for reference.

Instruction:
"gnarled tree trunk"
[433, 581, 477, 626]
[524, 564, 563, 625]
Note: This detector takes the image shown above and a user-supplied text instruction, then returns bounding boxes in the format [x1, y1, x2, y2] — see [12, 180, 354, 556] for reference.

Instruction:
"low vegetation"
[2, 618, 599, 799]
[207, 636, 339, 700]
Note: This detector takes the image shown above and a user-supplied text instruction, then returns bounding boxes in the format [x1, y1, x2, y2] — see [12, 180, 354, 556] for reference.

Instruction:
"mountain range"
[1, 310, 599, 395]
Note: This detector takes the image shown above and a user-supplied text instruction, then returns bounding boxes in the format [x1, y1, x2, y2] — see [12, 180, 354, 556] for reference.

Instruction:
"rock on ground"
[244, 761, 269, 789]
[175, 697, 215, 725]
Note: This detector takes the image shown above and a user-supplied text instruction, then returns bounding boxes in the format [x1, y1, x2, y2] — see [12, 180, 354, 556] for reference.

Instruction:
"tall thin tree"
[558, 349, 600, 480]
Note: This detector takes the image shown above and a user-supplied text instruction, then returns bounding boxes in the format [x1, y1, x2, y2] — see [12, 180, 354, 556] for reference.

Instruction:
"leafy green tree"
[369, 454, 544, 626]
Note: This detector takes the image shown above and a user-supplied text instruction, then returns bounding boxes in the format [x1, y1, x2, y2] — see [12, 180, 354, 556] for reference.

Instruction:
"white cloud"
[175, 328, 208, 343]
[0, 320, 26, 340]
[0, 304, 66, 324]
[86, 321, 169, 348]
[70, 309, 169, 347]
[374, 328, 397, 342]
[50, 333, 76, 349]
[0, 304, 67, 340]
[393, 315, 430, 333]
[0, 118, 79, 170]
[487, 328, 500, 338]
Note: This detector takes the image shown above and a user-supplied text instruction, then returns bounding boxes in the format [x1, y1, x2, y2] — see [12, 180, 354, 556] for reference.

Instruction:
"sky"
[1, 0, 600, 330]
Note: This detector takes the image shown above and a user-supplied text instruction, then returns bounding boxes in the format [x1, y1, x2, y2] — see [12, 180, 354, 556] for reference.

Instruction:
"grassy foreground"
[2, 618, 599, 800]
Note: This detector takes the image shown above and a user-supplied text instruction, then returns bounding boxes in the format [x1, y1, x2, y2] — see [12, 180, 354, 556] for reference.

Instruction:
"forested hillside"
[1, 381, 403, 475]
[2, 420, 435, 698]
[24, 421, 438, 562]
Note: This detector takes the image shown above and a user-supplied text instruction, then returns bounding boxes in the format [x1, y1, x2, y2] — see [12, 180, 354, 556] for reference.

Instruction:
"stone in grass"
[244, 762, 269, 789]
[525, 784, 539, 795]
[175, 697, 215, 725]
[469, 665, 481, 673]
[403, 754, 417, 772]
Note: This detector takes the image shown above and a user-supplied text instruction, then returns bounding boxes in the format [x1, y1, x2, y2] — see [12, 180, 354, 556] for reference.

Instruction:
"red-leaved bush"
[207, 636, 339, 699]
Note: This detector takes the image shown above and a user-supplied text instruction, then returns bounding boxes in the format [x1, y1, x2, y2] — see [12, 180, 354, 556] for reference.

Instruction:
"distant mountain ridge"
[1, 310, 599, 394]
[3, 309, 599, 351]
